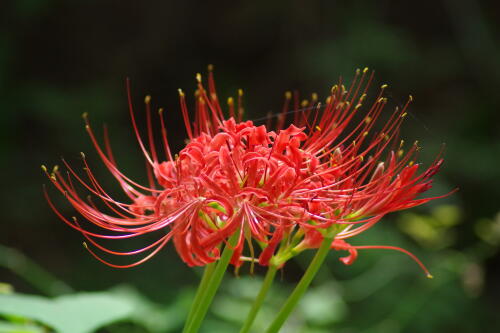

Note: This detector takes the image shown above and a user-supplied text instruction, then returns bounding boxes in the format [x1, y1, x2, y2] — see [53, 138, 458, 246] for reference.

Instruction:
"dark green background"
[1, 1, 499, 332]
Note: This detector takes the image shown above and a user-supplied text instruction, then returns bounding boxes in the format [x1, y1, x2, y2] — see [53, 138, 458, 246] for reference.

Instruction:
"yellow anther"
[315, 126, 322, 132]
[196, 73, 202, 83]
[352, 140, 356, 146]
[325, 96, 332, 104]
[384, 134, 390, 141]
[331, 85, 338, 93]
[409, 161, 414, 166]
[301, 99, 309, 107]
[409, 95, 414, 102]
[311, 92, 318, 102]
[178, 89, 185, 97]
[356, 68, 361, 75]
[41, 165, 47, 172]
[359, 93, 367, 102]
[285, 91, 292, 99]
[50, 174, 57, 181]
[377, 97, 384, 103]
[52, 165, 59, 173]
[355, 103, 362, 109]
[82, 112, 88, 120]
[158, 108, 164, 115]
[364, 116, 372, 124]
[381, 84, 388, 89]
[398, 149, 404, 157]
[144, 95, 151, 104]
[227, 97, 234, 106]
[210, 92, 217, 100]
[363, 67, 369, 73]
[400, 139, 405, 148]
[208, 64, 214, 71]
[83, 242, 88, 249]
[401, 112, 407, 118]
[80, 152, 86, 158]
[238, 89, 243, 97]
[363, 131, 369, 136]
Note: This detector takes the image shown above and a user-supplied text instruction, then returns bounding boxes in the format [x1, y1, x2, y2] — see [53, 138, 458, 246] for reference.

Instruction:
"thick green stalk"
[183, 262, 216, 330]
[265, 236, 334, 333]
[183, 231, 240, 333]
[239, 264, 278, 333]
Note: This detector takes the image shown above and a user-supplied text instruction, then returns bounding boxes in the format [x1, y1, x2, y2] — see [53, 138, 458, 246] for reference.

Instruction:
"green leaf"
[109, 285, 189, 332]
[0, 292, 134, 333]
[299, 282, 347, 326]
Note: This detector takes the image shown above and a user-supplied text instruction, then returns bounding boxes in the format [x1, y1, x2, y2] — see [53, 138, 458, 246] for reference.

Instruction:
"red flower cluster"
[43, 68, 447, 274]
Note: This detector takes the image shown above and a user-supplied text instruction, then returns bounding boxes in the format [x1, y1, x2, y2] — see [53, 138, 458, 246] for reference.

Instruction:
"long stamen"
[144, 95, 158, 163]
[126, 79, 154, 166]
[352, 245, 433, 278]
[178, 89, 193, 140]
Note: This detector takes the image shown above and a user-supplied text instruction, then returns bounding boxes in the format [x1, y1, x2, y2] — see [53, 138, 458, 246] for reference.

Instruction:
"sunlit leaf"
[0, 292, 134, 333]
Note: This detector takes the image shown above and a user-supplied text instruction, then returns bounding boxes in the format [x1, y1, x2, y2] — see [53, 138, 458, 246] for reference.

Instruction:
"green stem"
[265, 236, 334, 333]
[239, 264, 278, 333]
[183, 262, 216, 329]
[0, 244, 72, 296]
[183, 231, 240, 333]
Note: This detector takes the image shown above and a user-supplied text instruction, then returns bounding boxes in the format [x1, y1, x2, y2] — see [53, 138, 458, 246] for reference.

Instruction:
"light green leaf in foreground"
[0, 292, 134, 333]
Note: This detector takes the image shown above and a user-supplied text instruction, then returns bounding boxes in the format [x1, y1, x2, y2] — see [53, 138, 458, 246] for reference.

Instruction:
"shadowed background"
[1, 1, 499, 332]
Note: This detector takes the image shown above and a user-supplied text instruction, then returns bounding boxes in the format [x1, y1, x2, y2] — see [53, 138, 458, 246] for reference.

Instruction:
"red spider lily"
[43, 67, 450, 273]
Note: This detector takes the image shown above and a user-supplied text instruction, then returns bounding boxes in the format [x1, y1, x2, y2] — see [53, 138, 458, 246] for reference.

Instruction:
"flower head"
[43, 67, 449, 273]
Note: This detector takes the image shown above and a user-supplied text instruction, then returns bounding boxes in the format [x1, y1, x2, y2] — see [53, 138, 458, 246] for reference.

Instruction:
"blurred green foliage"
[1, 0, 499, 332]
[1, 205, 499, 332]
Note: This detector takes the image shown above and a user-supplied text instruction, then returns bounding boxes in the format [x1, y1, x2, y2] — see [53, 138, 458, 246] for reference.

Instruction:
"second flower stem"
[265, 235, 334, 333]
[239, 264, 278, 333]
[183, 262, 216, 330]
[183, 231, 240, 333]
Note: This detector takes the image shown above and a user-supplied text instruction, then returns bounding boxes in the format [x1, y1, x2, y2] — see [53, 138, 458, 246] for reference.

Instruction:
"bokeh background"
[1, 1, 499, 332]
